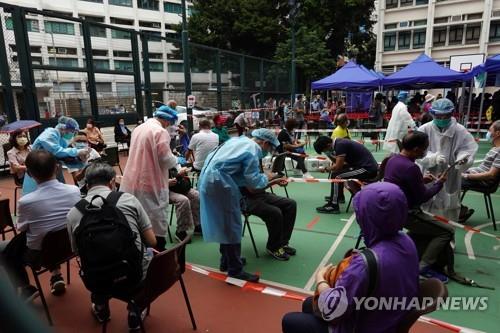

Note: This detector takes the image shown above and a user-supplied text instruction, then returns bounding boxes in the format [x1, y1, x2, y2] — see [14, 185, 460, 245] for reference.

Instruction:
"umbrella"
[0, 120, 41, 134]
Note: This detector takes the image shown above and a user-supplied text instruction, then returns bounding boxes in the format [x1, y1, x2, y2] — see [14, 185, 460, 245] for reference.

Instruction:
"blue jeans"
[282, 297, 329, 333]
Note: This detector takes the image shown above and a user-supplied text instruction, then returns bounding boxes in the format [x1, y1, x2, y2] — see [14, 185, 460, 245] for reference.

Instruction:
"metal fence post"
[141, 33, 153, 118]
[260, 58, 265, 108]
[81, 21, 99, 120]
[216, 49, 222, 111]
[11, 6, 39, 122]
[240, 55, 245, 108]
[131, 31, 144, 120]
[0, 12, 16, 122]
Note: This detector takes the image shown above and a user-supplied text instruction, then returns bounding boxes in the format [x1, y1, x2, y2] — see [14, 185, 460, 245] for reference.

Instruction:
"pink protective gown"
[120, 118, 177, 236]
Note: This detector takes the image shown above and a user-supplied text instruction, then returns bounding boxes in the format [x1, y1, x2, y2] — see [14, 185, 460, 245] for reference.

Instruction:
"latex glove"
[436, 154, 447, 165]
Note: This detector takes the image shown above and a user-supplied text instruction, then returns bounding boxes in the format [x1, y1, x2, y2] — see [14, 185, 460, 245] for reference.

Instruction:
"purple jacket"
[318, 182, 419, 333]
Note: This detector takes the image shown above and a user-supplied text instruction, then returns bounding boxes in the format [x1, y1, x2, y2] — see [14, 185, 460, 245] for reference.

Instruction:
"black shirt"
[331, 138, 378, 173]
[277, 129, 293, 153]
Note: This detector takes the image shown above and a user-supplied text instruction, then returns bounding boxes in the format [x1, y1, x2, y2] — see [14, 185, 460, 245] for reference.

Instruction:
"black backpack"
[74, 191, 143, 295]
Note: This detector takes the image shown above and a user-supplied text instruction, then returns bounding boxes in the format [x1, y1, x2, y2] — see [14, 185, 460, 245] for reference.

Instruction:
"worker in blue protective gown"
[23, 116, 89, 194]
[198, 129, 286, 282]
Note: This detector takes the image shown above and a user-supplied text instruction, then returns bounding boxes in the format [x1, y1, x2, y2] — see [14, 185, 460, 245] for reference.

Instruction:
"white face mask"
[16, 137, 28, 146]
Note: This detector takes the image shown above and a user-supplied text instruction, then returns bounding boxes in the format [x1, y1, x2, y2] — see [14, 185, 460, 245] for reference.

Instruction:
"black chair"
[0, 198, 17, 240]
[270, 153, 290, 198]
[102, 146, 123, 175]
[241, 211, 259, 258]
[461, 177, 500, 230]
[13, 175, 23, 216]
[396, 278, 448, 333]
[26, 228, 75, 326]
[2, 142, 12, 172]
[101, 237, 196, 333]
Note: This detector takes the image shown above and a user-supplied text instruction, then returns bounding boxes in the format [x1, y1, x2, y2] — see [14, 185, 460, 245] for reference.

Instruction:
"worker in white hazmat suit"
[383, 91, 417, 153]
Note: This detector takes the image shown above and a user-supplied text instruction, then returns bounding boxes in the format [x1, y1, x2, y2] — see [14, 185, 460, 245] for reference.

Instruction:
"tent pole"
[477, 72, 487, 136]
[465, 78, 474, 126]
[458, 81, 466, 121]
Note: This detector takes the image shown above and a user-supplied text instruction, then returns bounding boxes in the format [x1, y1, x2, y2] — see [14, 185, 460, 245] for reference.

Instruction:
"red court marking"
[306, 216, 321, 229]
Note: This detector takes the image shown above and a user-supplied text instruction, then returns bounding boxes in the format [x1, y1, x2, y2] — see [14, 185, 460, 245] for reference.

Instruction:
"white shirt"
[234, 113, 248, 127]
[17, 179, 81, 250]
[188, 129, 219, 170]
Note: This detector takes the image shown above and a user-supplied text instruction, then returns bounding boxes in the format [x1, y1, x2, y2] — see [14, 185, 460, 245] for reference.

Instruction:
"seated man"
[241, 180, 297, 261]
[282, 182, 418, 333]
[212, 115, 230, 144]
[186, 119, 219, 173]
[384, 131, 452, 283]
[0, 150, 81, 300]
[169, 166, 201, 239]
[67, 131, 101, 191]
[460, 120, 500, 222]
[233, 112, 249, 136]
[66, 163, 157, 329]
[331, 113, 351, 139]
[275, 119, 313, 179]
[314, 136, 378, 214]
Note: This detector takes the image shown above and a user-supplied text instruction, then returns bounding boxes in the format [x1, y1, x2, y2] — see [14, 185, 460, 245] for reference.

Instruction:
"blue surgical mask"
[261, 150, 269, 158]
[74, 142, 88, 149]
[62, 132, 74, 141]
[486, 131, 493, 143]
[433, 118, 451, 129]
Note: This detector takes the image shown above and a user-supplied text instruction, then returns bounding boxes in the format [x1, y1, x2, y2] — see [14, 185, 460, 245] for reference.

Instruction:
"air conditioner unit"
[58, 47, 67, 54]
[451, 15, 462, 22]
[399, 21, 410, 28]
[152, 22, 161, 28]
[48, 47, 56, 54]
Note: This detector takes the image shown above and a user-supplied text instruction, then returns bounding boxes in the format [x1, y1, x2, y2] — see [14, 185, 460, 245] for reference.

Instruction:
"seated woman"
[83, 118, 106, 152]
[282, 182, 419, 333]
[114, 118, 131, 146]
[331, 114, 351, 139]
[319, 109, 333, 129]
[7, 130, 31, 184]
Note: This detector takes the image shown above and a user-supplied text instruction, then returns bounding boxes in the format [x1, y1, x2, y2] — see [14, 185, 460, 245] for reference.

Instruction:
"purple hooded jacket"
[318, 182, 419, 333]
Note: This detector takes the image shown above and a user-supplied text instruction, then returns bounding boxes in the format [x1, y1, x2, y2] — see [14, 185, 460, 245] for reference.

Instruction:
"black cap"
[314, 136, 333, 154]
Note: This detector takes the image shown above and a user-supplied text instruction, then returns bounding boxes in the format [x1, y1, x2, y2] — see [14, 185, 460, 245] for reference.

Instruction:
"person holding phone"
[384, 131, 453, 283]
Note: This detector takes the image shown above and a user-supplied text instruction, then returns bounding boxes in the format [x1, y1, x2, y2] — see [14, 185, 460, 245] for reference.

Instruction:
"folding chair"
[241, 211, 259, 258]
[102, 146, 123, 175]
[26, 228, 75, 325]
[461, 177, 499, 231]
[101, 237, 196, 333]
[0, 198, 17, 240]
[396, 278, 448, 333]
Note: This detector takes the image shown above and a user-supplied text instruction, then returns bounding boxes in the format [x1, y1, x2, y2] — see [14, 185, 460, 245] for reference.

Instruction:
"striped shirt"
[467, 147, 500, 185]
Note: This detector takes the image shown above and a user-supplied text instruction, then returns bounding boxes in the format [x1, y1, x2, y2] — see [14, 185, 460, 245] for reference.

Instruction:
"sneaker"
[220, 257, 246, 272]
[91, 303, 110, 323]
[194, 225, 203, 235]
[316, 203, 340, 214]
[229, 271, 260, 283]
[283, 245, 297, 256]
[302, 172, 314, 179]
[128, 307, 147, 331]
[175, 230, 191, 243]
[20, 285, 39, 303]
[266, 247, 290, 261]
[50, 274, 66, 296]
[324, 196, 345, 204]
[419, 266, 449, 284]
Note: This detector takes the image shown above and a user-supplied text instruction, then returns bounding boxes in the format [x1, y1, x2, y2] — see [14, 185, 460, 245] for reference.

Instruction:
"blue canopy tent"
[311, 61, 381, 91]
[381, 54, 473, 89]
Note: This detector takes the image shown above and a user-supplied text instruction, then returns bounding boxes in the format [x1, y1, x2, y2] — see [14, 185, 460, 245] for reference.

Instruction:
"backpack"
[74, 191, 143, 295]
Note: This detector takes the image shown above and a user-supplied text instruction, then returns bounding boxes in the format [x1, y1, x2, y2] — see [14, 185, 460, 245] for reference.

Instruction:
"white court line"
[304, 213, 356, 291]
[464, 222, 495, 260]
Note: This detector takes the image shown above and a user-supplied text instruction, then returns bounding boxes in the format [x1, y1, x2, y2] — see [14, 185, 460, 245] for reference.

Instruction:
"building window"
[398, 31, 411, 50]
[114, 60, 133, 71]
[467, 13, 483, 20]
[415, 0, 428, 4]
[384, 23, 397, 30]
[386, 0, 398, 9]
[489, 21, 500, 42]
[413, 29, 426, 48]
[5, 18, 39, 32]
[400, 0, 413, 7]
[384, 32, 396, 51]
[93, 59, 109, 70]
[113, 50, 132, 58]
[165, 32, 180, 39]
[149, 62, 164, 72]
[448, 26, 463, 45]
[91, 49, 108, 56]
[89, 25, 106, 38]
[433, 28, 446, 46]
[48, 58, 79, 67]
[111, 29, 131, 39]
[138, 0, 159, 10]
[110, 17, 134, 26]
[45, 21, 75, 35]
[148, 52, 163, 60]
[434, 17, 448, 24]
[168, 62, 184, 72]
[465, 24, 481, 44]
[109, 0, 132, 7]
[164, 2, 183, 14]
[413, 19, 427, 27]
[81, 0, 103, 3]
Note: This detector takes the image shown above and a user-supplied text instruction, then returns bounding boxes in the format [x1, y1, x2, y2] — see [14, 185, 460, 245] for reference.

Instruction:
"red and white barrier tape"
[419, 316, 485, 333]
[287, 177, 364, 186]
[423, 211, 500, 240]
[186, 263, 307, 301]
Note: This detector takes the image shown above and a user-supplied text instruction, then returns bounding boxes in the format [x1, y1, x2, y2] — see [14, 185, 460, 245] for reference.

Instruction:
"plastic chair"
[26, 228, 75, 325]
[0, 198, 17, 240]
[461, 177, 499, 230]
[396, 278, 448, 333]
[102, 237, 196, 333]
[102, 146, 122, 175]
